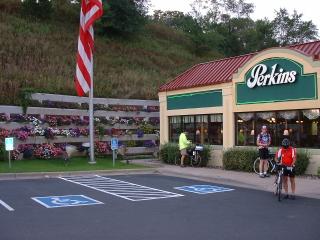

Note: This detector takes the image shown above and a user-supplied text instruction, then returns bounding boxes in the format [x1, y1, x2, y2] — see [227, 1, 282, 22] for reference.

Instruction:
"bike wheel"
[277, 174, 283, 202]
[191, 154, 202, 167]
[253, 158, 270, 174]
[253, 158, 260, 174]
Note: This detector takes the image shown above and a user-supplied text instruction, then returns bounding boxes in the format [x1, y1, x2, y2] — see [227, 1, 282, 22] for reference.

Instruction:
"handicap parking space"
[0, 174, 320, 240]
[60, 175, 184, 201]
[32, 195, 104, 208]
[174, 184, 234, 194]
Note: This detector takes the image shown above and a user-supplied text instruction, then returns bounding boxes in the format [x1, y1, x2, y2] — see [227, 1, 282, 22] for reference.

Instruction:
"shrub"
[160, 142, 179, 165]
[159, 142, 211, 167]
[198, 145, 211, 167]
[223, 148, 258, 172]
[295, 151, 310, 175]
[223, 148, 310, 175]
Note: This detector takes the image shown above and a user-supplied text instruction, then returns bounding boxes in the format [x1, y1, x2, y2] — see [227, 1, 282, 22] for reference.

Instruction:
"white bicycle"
[253, 152, 276, 174]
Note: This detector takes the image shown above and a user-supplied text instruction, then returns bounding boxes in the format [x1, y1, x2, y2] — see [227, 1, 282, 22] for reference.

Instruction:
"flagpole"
[89, 63, 96, 164]
[75, 0, 102, 164]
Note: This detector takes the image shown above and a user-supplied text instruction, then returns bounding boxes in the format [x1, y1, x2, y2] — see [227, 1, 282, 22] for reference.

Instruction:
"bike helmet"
[281, 138, 290, 149]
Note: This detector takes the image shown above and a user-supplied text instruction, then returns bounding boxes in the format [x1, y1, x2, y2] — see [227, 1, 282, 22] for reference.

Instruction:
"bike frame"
[175, 146, 202, 167]
[275, 165, 284, 201]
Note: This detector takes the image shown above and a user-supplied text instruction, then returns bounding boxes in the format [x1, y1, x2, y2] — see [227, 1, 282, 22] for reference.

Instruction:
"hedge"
[295, 151, 310, 175]
[223, 148, 310, 175]
[159, 142, 179, 165]
[222, 148, 257, 172]
[159, 142, 211, 167]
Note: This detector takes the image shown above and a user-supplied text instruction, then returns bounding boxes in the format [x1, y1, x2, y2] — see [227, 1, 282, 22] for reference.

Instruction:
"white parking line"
[0, 200, 14, 211]
[60, 175, 184, 201]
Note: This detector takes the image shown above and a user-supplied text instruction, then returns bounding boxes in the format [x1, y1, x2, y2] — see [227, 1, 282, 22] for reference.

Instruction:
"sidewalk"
[134, 159, 320, 200]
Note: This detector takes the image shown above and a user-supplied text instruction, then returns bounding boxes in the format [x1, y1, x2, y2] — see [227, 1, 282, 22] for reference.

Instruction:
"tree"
[273, 8, 318, 46]
[153, 10, 202, 35]
[188, 0, 256, 56]
[223, 0, 254, 18]
[190, 0, 254, 27]
[97, 0, 149, 37]
[21, 0, 53, 20]
[152, 10, 224, 56]
[251, 19, 278, 50]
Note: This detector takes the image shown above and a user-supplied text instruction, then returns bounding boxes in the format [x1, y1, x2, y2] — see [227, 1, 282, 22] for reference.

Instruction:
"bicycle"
[253, 152, 276, 175]
[274, 164, 295, 202]
[174, 145, 203, 167]
[274, 164, 284, 202]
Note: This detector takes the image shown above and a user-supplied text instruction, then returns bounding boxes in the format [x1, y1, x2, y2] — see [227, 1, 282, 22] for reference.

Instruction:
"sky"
[150, 0, 320, 31]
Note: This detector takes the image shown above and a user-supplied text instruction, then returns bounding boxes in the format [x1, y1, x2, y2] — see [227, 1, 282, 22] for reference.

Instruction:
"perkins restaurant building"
[158, 41, 320, 174]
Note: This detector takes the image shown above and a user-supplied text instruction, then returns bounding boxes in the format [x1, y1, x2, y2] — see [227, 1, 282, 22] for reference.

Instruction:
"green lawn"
[0, 157, 148, 173]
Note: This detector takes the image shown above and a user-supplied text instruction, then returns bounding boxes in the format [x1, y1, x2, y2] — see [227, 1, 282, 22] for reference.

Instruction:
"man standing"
[257, 125, 271, 178]
[179, 130, 191, 167]
[276, 138, 296, 199]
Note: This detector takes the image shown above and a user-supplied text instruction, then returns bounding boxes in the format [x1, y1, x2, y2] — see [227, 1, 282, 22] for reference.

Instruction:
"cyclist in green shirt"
[179, 130, 191, 167]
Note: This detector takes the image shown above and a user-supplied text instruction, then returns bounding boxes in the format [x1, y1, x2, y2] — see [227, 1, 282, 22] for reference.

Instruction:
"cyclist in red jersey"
[276, 138, 297, 199]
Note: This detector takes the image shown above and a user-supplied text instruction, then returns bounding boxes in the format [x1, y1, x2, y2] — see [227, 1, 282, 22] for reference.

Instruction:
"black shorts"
[283, 167, 295, 178]
[259, 148, 269, 160]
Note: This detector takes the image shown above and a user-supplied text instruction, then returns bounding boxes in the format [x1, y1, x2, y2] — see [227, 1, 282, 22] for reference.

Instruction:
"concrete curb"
[0, 168, 159, 181]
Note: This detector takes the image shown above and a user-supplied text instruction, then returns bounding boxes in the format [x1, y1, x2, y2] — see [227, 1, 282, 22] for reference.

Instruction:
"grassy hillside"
[0, 11, 221, 105]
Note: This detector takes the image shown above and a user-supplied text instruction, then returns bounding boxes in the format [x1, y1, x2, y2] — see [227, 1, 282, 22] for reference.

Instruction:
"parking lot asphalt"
[1, 174, 319, 240]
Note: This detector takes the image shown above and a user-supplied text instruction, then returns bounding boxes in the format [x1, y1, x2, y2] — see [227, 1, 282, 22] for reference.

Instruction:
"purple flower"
[143, 140, 156, 148]
[137, 129, 144, 138]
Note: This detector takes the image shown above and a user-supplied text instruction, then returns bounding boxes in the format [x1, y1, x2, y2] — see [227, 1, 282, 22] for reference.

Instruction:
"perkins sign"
[247, 63, 297, 88]
[236, 57, 318, 105]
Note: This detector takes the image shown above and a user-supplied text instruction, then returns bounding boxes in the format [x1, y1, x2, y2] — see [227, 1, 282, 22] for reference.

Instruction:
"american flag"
[75, 0, 103, 97]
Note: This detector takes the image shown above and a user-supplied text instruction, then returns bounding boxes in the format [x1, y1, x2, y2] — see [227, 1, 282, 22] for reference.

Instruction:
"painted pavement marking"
[60, 175, 184, 201]
[0, 199, 15, 211]
[174, 185, 234, 194]
[31, 195, 104, 208]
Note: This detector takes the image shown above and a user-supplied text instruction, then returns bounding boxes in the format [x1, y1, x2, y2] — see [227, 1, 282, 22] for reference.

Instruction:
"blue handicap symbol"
[175, 185, 234, 194]
[111, 138, 119, 150]
[32, 195, 104, 208]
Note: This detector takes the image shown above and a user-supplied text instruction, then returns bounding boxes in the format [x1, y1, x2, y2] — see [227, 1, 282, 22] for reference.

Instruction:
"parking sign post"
[5, 138, 14, 168]
[111, 138, 118, 167]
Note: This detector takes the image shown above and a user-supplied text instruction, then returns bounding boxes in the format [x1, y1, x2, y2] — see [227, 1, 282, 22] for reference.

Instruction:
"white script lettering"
[247, 63, 297, 88]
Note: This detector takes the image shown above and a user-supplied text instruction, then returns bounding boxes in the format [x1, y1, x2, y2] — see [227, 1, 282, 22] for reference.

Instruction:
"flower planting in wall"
[0, 95, 160, 160]
[25, 99, 159, 113]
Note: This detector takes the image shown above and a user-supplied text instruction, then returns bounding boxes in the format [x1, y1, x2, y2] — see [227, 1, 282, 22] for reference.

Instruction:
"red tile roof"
[159, 40, 320, 92]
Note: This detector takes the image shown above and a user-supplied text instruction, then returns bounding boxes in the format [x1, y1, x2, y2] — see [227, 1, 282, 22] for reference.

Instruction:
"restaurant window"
[256, 111, 277, 146]
[169, 114, 223, 145]
[169, 116, 182, 143]
[235, 109, 320, 149]
[236, 113, 255, 146]
[196, 115, 208, 144]
[301, 109, 320, 148]
[182, 115, 195, 142]
[208, 114, 223, 145]
[277, 111, 300, 147]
